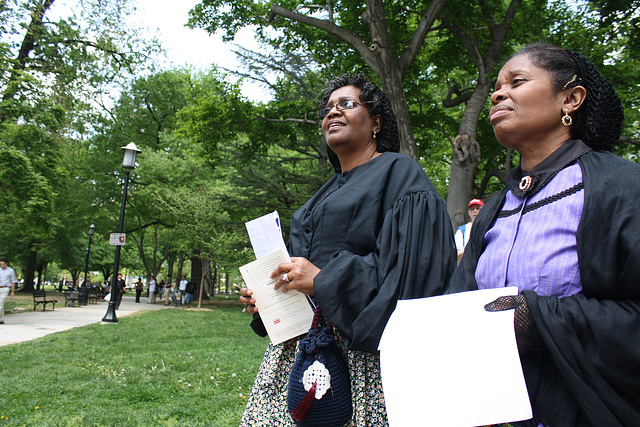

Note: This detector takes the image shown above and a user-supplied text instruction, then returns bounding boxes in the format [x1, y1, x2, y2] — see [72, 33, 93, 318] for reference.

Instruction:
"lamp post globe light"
[83, 224, 96, 287]
[102, 142, 142, 323]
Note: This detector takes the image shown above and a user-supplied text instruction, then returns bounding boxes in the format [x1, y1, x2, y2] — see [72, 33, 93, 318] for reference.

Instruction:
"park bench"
[86, 287, 99, 304]
[64, 291, 81, 307]
[33, 289, 58, 311]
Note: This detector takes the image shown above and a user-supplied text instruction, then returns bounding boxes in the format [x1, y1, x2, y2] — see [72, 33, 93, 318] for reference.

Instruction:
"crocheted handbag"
[287, 306, 352, 427]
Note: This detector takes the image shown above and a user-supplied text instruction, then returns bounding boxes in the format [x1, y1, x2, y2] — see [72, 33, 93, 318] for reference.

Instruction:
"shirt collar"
[508, 139, 591, 198]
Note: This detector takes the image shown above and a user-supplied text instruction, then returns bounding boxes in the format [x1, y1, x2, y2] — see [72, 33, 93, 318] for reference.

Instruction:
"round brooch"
[519, 176, 533, 192]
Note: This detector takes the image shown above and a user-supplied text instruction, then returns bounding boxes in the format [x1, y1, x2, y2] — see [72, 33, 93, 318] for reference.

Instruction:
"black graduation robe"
[253, 151, 456, 354]
[450, 147, 640, 426]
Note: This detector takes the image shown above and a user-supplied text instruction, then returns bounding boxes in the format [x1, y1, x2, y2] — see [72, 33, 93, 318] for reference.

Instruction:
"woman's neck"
[519, 135, 571, 171]
[338, 141, 380, 172]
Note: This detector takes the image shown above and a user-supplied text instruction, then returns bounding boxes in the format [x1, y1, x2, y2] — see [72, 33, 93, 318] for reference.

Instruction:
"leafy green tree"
[585, 0, 640, 152]
[426, 0, 548, 224]
[0, 0, 158, 291]
[186, 0, 556, 225]
[84, 70, 198, 281]
[188, 0, 639, 227]
[189, 0, 448, 160]
[176, 63, 337, 237]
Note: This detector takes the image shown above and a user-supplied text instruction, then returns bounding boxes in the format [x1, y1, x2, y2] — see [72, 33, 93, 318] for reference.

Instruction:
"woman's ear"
[564, 85, 587, 114]
[372, 115, 382, 134]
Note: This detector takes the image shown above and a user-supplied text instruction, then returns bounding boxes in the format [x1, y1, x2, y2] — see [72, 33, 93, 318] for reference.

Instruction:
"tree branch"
[268, 4, 374, 63]
[620, 135, 640, 148]
[399, 0, 447, 73]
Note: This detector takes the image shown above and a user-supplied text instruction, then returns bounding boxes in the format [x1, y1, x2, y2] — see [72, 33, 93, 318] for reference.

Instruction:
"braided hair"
[512, 42, 624, 151]
[319, 73, 400, 153]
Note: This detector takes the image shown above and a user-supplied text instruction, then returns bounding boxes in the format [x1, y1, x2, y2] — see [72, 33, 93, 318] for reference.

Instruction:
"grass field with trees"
[0, 299, 267, 426]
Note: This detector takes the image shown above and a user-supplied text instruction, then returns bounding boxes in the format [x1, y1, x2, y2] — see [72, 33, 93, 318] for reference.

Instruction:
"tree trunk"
[445, 0, 522, 227]
[197, 258, 206, 309]
[212, 263, 219, 295]
[1, 0, 55, 106]
[197, 257, 213, 309]
[379, 72, 418, 159]
[70, 269, 81, 287]
[167, 257, 174, 279]
[23, 242, 37, 293]
[446, 84, 490, 227]
[190, 256, 201, 290]
[176, 256, 184, 283]
[268, 0, 446, 161]
[100, 266, 111, 283]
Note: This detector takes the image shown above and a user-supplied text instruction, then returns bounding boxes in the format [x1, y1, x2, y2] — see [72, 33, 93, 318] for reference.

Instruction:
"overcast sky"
[133, 0, 267, 99]
[51, 0, 265, 99]
[133, 0, 238, 69]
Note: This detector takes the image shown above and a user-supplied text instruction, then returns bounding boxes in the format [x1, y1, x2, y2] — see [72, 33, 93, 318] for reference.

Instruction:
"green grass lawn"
[0, 299, 268, 426]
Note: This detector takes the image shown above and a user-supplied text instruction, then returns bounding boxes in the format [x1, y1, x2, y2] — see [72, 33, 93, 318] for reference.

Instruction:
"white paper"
[379, 287, 532, 427]
[239, 249, 314, 345]
[245, 211, 289, 260]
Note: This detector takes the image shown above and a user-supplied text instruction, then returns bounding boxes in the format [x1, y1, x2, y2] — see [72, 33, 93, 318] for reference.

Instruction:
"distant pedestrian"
[163, 275, 172, 305]
[135, 278, 143, 303]
[102, 281, 110, 296]
[148, 276, 157, 304]
[178, 275, 188, 305]
[454, 199, 484, 263]
[115, 274, 126, 309]
[158, 279, 165, 300]
[184, 279, 196, 308]
[171, 284, 179, 307]
[0, 257, 17, 325]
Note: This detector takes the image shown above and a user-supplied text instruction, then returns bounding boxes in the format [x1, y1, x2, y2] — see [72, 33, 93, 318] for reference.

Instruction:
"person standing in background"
[454, 199, 484, 262]
[0, 257, 17, 325]
[184, 279, 195, 308]
[147, 276, 156, 304]
[178, 275, 188, 305]
[171, 283, 180, 307]
[134, 278, 143, 303]
[163, 275, 172, 305]
[115, 273, 126, 309]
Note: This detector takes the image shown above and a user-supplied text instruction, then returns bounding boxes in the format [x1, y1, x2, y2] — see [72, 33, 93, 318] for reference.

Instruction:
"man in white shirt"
[147, 276, 157, 304]
[179, 276, 188, 305]
[0, 257, 17, 324]
[454, 199, 484, 263]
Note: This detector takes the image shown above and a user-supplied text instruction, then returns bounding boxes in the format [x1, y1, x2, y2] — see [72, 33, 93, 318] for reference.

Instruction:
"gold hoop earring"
[562, 108, 572, 126]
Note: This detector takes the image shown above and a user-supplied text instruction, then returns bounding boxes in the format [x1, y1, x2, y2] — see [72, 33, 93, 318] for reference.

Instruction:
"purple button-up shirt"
[476, 162, 584, 297]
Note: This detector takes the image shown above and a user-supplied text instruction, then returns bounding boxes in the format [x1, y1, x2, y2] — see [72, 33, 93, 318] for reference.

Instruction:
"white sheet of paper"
[378, 287, 532, 427]
[245, 211, 289, 260]
[239, 249, 314, 345]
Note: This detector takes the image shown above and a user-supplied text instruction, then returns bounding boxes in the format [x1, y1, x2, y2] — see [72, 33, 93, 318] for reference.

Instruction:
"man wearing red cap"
[455, 199, 484, 262]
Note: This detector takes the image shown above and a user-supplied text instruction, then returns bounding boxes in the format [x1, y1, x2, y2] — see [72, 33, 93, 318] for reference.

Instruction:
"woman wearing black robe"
[240, 74, 456, 425]
[450, 43, 640, 426]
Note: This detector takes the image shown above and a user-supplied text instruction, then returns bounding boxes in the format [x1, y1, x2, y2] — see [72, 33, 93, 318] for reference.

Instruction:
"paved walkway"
[0, 296, 173, 346]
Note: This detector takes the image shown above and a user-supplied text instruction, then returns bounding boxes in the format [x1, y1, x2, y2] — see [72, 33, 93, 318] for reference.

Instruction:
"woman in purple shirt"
[450, 43, 640, 426]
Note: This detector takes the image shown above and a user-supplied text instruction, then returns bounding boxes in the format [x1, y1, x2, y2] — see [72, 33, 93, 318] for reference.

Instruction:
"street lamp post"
[83, 224, 96, 287]
[102, 142, 141, 323]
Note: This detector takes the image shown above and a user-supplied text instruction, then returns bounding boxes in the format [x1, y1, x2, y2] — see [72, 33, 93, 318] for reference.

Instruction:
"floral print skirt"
[240, 334, 388, 426]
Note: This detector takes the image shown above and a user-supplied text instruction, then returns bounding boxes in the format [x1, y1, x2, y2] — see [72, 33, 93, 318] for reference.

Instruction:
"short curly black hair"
[511, 42, 624, 151]
[319, 73, 400, 153]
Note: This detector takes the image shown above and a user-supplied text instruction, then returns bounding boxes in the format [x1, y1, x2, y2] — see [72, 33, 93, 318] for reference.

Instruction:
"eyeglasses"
[318, 99, 367, 119]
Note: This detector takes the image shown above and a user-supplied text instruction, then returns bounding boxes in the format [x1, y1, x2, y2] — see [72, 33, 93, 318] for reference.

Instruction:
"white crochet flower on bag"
[302, 360, 331, 399]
